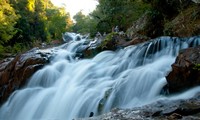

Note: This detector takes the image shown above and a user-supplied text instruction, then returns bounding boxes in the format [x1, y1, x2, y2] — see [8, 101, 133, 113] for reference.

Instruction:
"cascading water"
[0, 34, 200, 120]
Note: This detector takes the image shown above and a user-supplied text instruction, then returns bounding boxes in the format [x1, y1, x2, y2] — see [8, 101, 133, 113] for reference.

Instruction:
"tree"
[0, 0, 19, 44]
[91, 0, 151, 33]
[46, 7, 72, 40]
[0, 0, 73, 56]
[72, 11, 98, 36]
[9, 0, 72, 44]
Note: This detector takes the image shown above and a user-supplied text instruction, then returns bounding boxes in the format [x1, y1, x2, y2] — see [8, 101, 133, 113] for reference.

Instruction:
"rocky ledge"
[84, 93, 200, 120]
[0, 48, 51, 105]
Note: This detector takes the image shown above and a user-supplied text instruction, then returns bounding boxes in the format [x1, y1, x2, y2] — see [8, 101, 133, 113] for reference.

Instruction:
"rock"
[82, 48, 101, 58]
[82, 33, 151, 58]
[82, 33, 127, 58]
[168, 113, 182, 119]
[81, 93, 200, 120]
[0, 58, 14, 72]
[166, 46, 200, 94]
[98, 32, 119, 51]
[51, 40, 63, 46]
[62, 32, 74, 42]
[0, 48, 50, 105]
[121, 36, 150, 47]
[89, 112, 94, 117]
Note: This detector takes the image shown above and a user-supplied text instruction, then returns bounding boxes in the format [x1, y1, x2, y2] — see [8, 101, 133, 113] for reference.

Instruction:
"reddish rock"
[51, 40, 63, 45]
[166, 46, 200, 93]
[0, 48, 50, 105]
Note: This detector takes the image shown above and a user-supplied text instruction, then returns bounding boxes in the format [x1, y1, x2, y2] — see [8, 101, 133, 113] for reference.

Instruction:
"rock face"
[0, 48, 50, 105]
[164, 5, 200, 37]
[166, 46, 200, 93]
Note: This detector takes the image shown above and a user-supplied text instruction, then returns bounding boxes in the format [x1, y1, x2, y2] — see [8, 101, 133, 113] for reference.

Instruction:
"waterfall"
[0, 34, 200, 120]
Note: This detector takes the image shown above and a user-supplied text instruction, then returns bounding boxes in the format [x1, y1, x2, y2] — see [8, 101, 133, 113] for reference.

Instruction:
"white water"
[0, 34, 200, 120]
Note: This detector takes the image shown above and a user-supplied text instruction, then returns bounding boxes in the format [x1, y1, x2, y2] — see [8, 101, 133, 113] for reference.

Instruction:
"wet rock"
[0, 58, 14, 72]
[82, 48, 101, 58]
[62, 32, 74, 42]
[89, 112, 94, 117]
[166, 46, 200, 93]
[0, 48, 50, 105]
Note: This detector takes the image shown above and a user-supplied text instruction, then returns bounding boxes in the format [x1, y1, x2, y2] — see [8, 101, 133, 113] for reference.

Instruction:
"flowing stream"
[0, 34, 200, 120]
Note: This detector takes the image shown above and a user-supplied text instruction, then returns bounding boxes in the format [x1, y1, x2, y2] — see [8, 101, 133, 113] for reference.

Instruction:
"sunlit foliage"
[0, 0, 72, 57]
[0, 0, 19, 44]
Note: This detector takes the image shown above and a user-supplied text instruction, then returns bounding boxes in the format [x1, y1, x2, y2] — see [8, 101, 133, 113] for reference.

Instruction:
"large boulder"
[166, 46, 200, 94]
[0, 48, 50, 105]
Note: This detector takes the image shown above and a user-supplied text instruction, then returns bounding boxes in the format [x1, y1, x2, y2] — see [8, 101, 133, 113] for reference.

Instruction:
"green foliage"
[193, 64, 200, 71]
[72, 11, 98, 37]
[0, 0, 72, 58]
[142, 0, 191, 19]
[0, 45, 4, 53]
[13, 43, 23, 53]
[71, 0, 151, 36]
[8, 0, 72, 44]
[0, 45, 5, 59]
[46, 7, 72, 40]
[90, 0, 151, 33]
[4, 46, 12, 53]
[0, 0, 19, 44]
